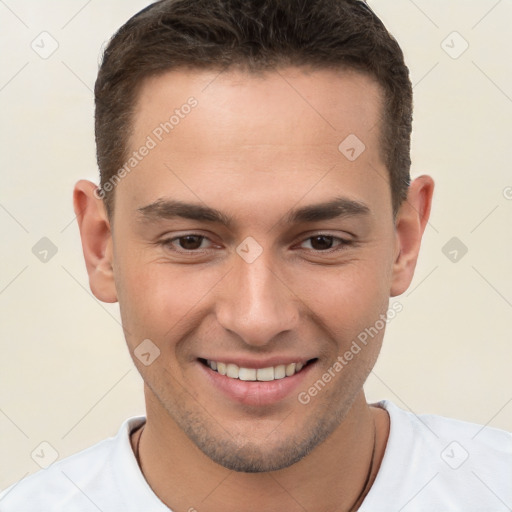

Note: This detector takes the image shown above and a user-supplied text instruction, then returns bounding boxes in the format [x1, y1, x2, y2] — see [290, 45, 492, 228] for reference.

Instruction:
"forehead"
[133, 66, 383, 147]
[117, 67, 388, 218]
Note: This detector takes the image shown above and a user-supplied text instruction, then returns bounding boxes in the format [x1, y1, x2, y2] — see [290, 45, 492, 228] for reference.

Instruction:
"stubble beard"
[146, 372, 362, 473]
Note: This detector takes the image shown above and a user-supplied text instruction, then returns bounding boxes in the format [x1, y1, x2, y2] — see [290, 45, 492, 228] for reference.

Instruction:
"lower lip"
[198, 361, 316, 406]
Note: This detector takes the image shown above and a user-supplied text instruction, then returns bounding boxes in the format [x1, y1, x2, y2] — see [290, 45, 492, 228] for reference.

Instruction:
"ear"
[73, 180, 118, 303]
[390, 175, 434, 297]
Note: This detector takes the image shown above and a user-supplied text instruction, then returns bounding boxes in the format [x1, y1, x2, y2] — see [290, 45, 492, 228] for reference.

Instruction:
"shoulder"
[362, 401, 512, 511]
[0, 417, 145, 511]
[382, 399, 511, 461]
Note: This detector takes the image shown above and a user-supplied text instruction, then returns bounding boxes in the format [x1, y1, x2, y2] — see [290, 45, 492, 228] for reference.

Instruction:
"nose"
[215, 252, 300, 347]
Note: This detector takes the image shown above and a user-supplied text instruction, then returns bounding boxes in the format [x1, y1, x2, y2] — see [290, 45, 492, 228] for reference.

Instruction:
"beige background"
[1, 0, 511, 491]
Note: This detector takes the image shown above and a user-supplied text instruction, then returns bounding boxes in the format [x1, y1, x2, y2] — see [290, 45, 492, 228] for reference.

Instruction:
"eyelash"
[158, 233, 353, 254]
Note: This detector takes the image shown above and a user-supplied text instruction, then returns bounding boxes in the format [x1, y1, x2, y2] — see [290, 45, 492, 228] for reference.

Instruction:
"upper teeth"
[207, 360, 304, 381]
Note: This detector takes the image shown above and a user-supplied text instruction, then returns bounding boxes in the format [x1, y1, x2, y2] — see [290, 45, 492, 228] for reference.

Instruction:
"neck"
[132, 391, 389, 512]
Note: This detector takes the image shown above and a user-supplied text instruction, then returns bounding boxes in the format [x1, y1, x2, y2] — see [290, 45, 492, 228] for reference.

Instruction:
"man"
[1, 0, 510, 510]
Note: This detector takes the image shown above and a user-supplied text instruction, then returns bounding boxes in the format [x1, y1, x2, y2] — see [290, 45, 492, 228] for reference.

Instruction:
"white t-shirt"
[1, 401, 510, 511]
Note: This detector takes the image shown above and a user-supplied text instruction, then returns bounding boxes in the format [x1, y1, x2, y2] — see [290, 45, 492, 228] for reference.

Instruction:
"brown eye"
[298, 234, 351, 253]
[309, 235, 335, 250]
[177, 235, 205, 250]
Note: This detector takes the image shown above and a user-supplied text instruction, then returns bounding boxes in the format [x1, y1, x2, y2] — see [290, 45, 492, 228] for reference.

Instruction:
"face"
[106, 67, 402, 472]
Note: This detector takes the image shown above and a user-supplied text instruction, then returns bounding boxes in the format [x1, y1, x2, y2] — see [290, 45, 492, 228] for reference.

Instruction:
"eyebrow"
[284, 197, 370, 224]
[137, 197, 370, 227]
[138, 199, 233, 227]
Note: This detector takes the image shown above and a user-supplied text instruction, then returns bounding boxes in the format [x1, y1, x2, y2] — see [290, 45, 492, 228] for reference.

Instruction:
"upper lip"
[199, 356, 316, 369]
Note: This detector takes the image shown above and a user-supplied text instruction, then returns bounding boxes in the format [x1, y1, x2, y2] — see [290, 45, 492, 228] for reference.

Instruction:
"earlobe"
[73, 180, 118, 303]
[390, 175, 434, 297]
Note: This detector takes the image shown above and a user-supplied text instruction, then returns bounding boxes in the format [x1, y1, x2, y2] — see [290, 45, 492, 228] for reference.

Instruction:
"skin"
[74, 67, 433, 511]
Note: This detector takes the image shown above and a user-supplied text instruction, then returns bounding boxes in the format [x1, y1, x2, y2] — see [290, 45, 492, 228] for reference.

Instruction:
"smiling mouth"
[199, 358, 317, 382]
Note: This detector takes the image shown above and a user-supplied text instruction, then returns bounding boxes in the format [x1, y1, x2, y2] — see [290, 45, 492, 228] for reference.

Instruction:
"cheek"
[113, 248, 171, 343]
[114, 256, 225, 347]
[288, 255, 392, 339]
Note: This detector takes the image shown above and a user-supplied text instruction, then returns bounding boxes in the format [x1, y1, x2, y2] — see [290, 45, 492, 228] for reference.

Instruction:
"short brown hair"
[95, 0, 412, 216]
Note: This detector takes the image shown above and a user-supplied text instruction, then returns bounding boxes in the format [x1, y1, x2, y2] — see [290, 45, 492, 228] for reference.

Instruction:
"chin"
[178, 408, 342, 473]
[199, 438, 315, 473]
